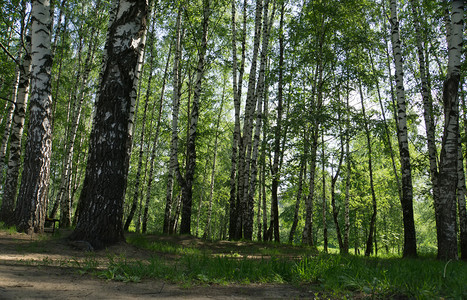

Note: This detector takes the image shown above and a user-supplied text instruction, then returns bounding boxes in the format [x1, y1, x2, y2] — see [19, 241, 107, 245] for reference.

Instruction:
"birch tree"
[436, 0, 463, 260]
[14, 0, 53, 233]
[389, 0, 417, 257]
[0, 35, 31, 224]
[69, 0, 148, 248]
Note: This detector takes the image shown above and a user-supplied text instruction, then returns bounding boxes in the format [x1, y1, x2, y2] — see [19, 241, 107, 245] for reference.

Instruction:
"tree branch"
[0, 96, 16, 106]
[0, 41, 20, 66]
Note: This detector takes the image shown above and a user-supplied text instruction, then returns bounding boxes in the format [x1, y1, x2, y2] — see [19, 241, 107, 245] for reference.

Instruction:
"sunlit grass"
[122, 234, 467, 299]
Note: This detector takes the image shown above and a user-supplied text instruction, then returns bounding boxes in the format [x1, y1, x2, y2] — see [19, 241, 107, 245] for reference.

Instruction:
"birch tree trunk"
[124, 9, 156, 231]
[0, 68, 18, 190]
[228, 0, 247, 239]
[14, 0, 53, 234]
[289, 154, 305, 243]
[235, 0, 263, 239]
[331, 113, 345, 253]
[142, 43, 171, 234]
[270, 0, 283, 243]
[389, 0, 417, 257]
[69, 0, 148, 249]
[437, 0, 463, 260]
[408, 0, 440, 234]
[0, 35, 31, 225]
[204, 90, 224, 240]
[457, 133, 467, 260]
[358, 80, 377, 257]
[163, 8, 182, 234]
[179, 0, 210, 235]
[321, 132, 327, 253]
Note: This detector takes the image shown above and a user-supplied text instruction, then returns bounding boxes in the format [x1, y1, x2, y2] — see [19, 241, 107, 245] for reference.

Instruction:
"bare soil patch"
[0, 229, 323, 299]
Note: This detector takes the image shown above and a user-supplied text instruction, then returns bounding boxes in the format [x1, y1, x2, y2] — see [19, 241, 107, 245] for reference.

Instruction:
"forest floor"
[0, 229, 332, 299]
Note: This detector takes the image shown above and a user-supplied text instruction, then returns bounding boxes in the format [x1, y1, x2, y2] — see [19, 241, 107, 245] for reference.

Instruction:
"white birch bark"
[179, 0, 210, 235]
[235, 0, 263, 239]
[0, 36, 31, 224]
[0, 68, 18, 191]
[164, 8, 182, 234]
[437, 0, 463, 260]
[69, 0, 148, 248]
[389, 0, 417, 257]
[14, 0, 53, 233]
[142, 43, 171, 234]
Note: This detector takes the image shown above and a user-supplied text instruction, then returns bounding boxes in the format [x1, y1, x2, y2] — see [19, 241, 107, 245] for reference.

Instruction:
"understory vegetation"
[102, 234, 467, 299]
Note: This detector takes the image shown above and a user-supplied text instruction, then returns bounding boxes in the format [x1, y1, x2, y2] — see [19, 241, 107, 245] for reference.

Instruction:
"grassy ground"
[114, 234, 466, 299]
[1, 223, 465, 299]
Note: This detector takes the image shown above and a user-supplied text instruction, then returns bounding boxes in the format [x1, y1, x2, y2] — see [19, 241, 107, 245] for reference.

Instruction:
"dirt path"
[0, 230, 319, 299]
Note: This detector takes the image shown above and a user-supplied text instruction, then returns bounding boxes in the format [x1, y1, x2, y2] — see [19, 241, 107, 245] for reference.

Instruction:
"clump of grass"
[0, 222, 17, 234]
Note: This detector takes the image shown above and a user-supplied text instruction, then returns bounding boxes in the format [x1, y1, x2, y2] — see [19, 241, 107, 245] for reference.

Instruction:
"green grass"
[120, 234, 467, 299]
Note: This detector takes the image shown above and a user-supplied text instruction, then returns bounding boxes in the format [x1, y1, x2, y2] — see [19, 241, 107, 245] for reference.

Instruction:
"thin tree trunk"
[204, 84, 225, 240]
[331, 107, 345, 253]
[408, 0, 440, 242]
[437, 0, 463, 260]
[124, 8, 156, 231]
[15, 0, 53, 234]
[321, 132, 327, 253]
[69, 0, 148, 249]
[389, 0, 417, 257]
[0, 35, 31, 225]
[142, 42, 172, 234]
[289, 153, 306, 243]
[0, 68, 18, 190]
[358, 80, 377, 257]
[164, 8, 183, 234]
[179, 0, 210, 235]
[235, 0, 263, 240]
[228, 0, 247, 240]
[270, 0, 283, 243]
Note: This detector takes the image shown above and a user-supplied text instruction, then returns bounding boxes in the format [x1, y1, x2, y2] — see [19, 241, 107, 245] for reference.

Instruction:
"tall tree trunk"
[164, 8, 183, 234]
[343, 102, 351, 254]
[321, 132, 327, 253]
[270, 0, 283, 243]
[437, 0, 463, 260]
[245, 0, 275, 239]
[142, 42, 172, 234]
[331, 103, 345, 253]
[179, 0, 210, 235]
[289, 153, 305, 243]
[408, 0, 440, 242]
[457, 132, 467, 260]
[389, 0, 417, 257]
[235, 0, 263, 240]
[0, 68, 18, 190]
[69, 0, 148, 249]
[359, 80, 377, 257]
[228, 0, 247, 240]
[302, 128, 319, 246]
[124, 9, 156, 231]
[0, 35, 31, 225]
[56, 28, 99, 227]
[204, 88, 225, 240]
[14, 0, 53, 234]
